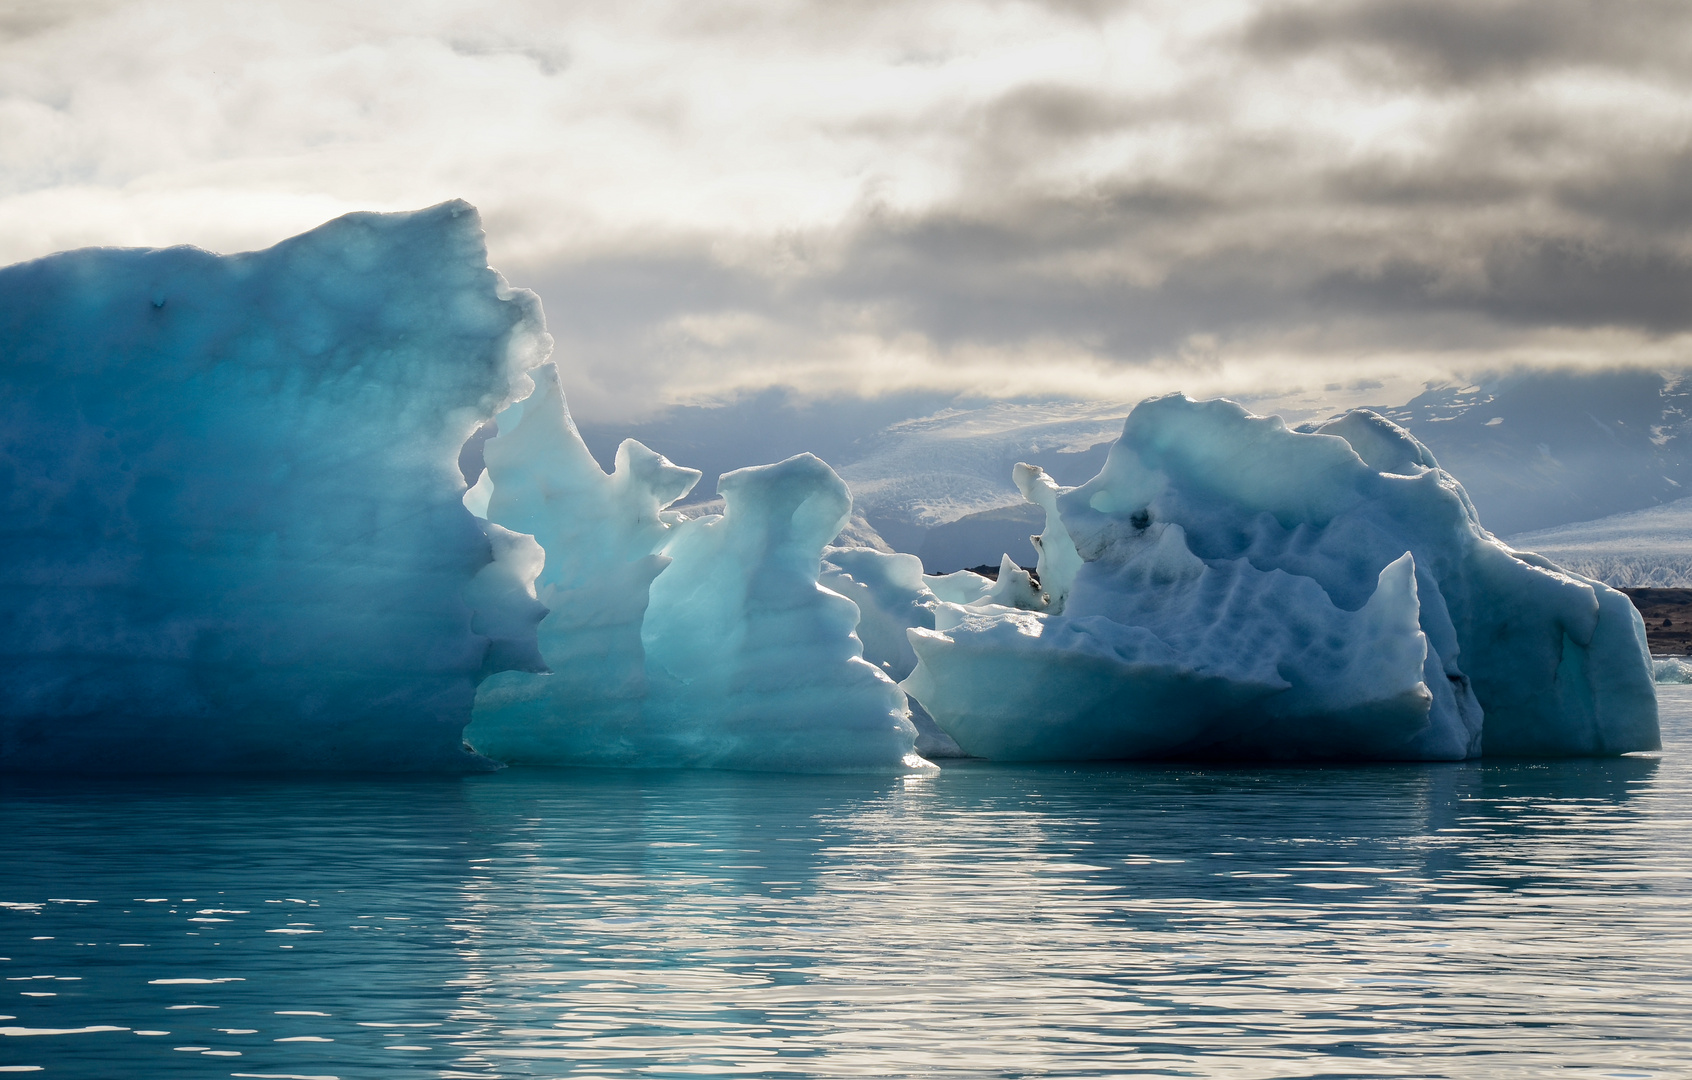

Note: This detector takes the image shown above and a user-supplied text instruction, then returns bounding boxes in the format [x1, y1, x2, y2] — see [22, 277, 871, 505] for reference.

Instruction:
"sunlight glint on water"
[3, 690, 1691, 1078]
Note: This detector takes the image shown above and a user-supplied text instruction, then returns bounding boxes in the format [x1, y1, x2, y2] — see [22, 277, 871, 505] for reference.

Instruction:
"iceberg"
[462, 363, 697, 765]
[464, 365, 926, 773]
[2, 201, 1659, 774]
[0, 201, 921, 775]
[816, 546, 965, 758]
[0, 202, 549, 771]
[902, 396, 1660, 761]
[640, 453, 924, 771]
[1655, 657, 1692, 684]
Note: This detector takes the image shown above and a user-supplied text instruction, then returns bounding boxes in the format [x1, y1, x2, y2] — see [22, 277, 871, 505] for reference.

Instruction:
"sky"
[3, 0, 1691, 424]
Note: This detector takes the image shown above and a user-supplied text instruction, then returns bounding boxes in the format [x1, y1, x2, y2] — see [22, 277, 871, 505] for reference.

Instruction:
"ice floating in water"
[640, 453, 923, 771]
[0, 201, 548, 772]
[0, 200, 919, 775]
[465, 364, 926, 772]
[463, 363, 696, 766]
[817, 547, 963, 758]
[0, 202, 1659, 773]
[1654, 657, 1692, 684]
[902, 396, 1660, 761]
[817, 548, 1056, 759]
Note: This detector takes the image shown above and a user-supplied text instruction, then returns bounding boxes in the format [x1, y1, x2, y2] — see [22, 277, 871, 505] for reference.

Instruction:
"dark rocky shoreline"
[1624, 588, 1692, 655]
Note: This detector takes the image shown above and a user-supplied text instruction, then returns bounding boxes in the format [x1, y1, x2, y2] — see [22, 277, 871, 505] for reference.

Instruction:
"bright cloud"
[4, 0, 1691, 421]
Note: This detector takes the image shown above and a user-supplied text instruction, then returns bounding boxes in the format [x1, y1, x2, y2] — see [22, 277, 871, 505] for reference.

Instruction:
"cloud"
[1310, 238, 1692, 333]
[0, 1, 115, 44]
[1242, 0, 1692, 85]
[1556, 146, 1692, 239]
[2, 0, 1690, 422]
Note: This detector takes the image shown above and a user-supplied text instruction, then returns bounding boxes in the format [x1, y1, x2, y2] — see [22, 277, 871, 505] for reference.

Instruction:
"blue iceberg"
[0, 205, 1660, 772]
[902, 397, 1660, 760]
[463, 364, 926, 772]
[0, 202, 548, 771]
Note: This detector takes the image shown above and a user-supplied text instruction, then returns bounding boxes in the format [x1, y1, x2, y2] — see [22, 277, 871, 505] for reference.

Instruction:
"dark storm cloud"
[796, 0, 1692, 360]
[816, 202, 1275, 354]
[530, 196, 1315, 389]
[968, 82, 1206, 146]
[1313, 240, 1692, 333]
[1322, 161, 1524, 209]
[533, 148, 1692, 408]
[1244, 0, 1692, 85]
[527, 183, 1253, 365]
[1314, 100, 1602, 213]
[1481, 240, 1692, 331]
[1027, 0, 1139, 20]
[1556, 147, 1692, 239]
[839, 203, 1692, 346]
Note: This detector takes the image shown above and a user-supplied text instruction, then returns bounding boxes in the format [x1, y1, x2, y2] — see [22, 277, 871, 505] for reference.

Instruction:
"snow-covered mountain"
[1357, 368, 1692, 537]
[582, 396, 1129, 572]
[878, 367, 1692, 571]
[834, 402, 1125, 568]
[583, 367, 1692, 573]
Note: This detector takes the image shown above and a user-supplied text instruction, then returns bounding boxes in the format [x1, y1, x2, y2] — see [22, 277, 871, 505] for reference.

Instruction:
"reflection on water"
[2, 694, 1690, 1078]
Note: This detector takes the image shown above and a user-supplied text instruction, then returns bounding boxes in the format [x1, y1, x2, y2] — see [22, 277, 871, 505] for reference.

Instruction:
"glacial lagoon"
[4, 691, 1690, 1079]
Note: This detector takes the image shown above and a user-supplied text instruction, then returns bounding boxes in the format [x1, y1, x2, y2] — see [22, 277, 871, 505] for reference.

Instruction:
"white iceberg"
[1654, 657, 1692, 684]
[817, 546, 966, 758]
[902, 396, 1660, 760]
[814, 548, 1066, 759]
[462, 363, 698, 765]
[641, 453, 925, 771]
[465, 365, 926, 773]
[0, 202, 548, 771]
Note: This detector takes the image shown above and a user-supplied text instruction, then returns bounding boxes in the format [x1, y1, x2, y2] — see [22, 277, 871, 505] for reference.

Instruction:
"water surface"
[4, 692, 1691, 1078]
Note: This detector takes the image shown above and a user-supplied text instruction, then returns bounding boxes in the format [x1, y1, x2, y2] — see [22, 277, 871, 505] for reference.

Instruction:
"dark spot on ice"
[1130, 508, 1152, 530]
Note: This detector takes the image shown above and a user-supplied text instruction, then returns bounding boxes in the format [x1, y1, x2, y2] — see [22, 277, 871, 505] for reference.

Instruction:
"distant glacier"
[1508, 499, 1692, 588]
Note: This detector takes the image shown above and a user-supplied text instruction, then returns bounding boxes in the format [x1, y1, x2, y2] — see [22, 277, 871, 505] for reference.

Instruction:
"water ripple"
[1, 693, 1690, 1077]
